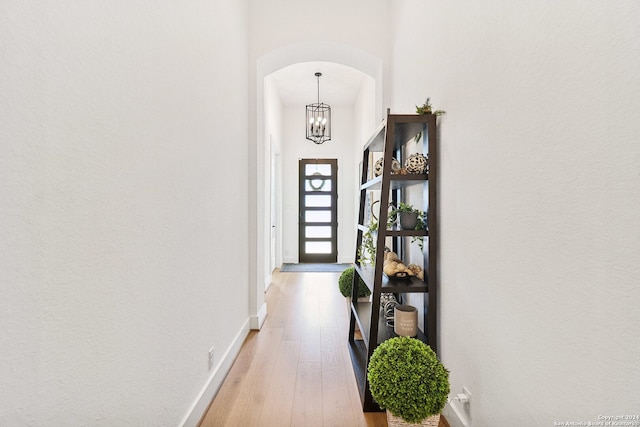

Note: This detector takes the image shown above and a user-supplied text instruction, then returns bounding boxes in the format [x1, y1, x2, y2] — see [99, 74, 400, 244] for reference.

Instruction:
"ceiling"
[269, 61, 368, 107]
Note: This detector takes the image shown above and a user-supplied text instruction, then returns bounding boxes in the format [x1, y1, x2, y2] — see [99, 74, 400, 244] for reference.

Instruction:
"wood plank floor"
[199, 270, 449, 427]
[199, 270, 387, 427]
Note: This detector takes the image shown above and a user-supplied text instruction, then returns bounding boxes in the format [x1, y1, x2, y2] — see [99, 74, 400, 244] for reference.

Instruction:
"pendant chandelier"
[306, 72, 331, 144]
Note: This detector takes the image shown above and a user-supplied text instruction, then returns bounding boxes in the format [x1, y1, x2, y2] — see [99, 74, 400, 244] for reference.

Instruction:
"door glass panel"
[305, 164, 331, 175]
[305, 241, 332, 254]
[305, 226, 332, 238]
[305, 210, 331, 223]
[305, 195, 331, 207]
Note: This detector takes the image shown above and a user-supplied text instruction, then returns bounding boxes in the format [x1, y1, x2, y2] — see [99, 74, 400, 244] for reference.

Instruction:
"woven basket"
[386, 411, 440, 427]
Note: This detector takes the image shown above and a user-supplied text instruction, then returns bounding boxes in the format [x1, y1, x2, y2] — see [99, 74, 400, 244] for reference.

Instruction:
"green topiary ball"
[338, 266, 371, 298]
[367, 337, 449, 423]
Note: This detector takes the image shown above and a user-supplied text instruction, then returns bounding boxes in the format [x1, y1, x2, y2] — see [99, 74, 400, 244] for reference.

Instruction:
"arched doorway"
[249, 42, 384, 330]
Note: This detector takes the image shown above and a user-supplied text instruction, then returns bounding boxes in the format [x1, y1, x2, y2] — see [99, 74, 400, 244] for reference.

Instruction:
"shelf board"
[355, 225, 428, 237]
[382, 275, 429, 293]
[354, 264, 429, 293]
[361, 174, 427, 191]
[386, 227, 428, 237]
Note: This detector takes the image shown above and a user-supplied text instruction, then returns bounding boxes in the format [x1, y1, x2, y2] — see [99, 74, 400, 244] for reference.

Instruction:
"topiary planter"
[338, 266, 371, 298]
[367, 337, 449, 425]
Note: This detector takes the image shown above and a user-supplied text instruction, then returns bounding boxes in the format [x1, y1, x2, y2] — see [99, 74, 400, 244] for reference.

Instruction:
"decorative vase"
[387, 412, 440, 427]
[394, 305, 418, 337]
[399, 212, 418, 230]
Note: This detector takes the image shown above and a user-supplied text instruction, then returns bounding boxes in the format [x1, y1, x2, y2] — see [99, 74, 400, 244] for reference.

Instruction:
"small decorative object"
[404, 153, 428, 174]
[367, 337, 450, 426]
[394, 305, 418, 337]
[374, 157, 401, 177]
[407, 263, 424, 281]
[382, 251, 414, 279]
[382, 295, 399, 328]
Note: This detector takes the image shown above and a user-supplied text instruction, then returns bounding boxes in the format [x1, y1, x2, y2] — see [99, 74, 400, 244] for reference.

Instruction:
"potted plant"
[367, 337, 450, 426]
[388, 202, 426, 231]
[338, 265, 371, 300]
[415, 97, 445, 116]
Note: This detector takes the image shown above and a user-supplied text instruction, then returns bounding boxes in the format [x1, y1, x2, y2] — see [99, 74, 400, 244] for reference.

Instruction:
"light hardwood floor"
[199, 270, 387, 427]
[199, 270, 449, 427]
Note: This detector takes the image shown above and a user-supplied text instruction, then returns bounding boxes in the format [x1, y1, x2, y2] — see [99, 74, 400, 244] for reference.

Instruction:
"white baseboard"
[179, 318, 250, 427]
[250, 302, 268, 330]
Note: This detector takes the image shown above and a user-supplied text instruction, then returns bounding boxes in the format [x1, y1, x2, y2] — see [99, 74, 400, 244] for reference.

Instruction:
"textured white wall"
[391, 1, 640, 425]
[0, 1, 250, 425]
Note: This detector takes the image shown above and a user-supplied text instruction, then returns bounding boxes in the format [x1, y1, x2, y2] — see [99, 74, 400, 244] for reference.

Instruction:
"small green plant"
[415, 97, 445, 116]
[338, 266, 371, 298]
[357, 220, 378, 266]
[367, 337, 450, 423]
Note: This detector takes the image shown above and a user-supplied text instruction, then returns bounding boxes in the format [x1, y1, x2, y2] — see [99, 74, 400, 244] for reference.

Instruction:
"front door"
[298, 159, 338, 263]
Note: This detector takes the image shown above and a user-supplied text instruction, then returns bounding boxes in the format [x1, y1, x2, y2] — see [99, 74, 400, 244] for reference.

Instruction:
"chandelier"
[306, 72, 331, 144]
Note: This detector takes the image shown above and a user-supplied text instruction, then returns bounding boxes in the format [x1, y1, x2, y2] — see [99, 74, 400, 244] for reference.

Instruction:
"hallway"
[200, 270, 387, 426]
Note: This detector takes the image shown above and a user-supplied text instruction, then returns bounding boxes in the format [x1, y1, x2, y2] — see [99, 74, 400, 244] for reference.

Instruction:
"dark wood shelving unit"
[348, 111, 438, 412]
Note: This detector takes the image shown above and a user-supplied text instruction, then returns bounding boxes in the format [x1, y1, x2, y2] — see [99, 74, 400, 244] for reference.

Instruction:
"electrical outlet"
[208, 347, 215, 370]
[462, 386, 472, 411]
[462, 386, 471, 399]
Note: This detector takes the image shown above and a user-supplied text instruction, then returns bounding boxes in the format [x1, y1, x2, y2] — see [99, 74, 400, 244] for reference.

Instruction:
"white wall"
[0, 1, 250, 425]
[281, 105, 358, 264]
[391, 1, 640, 425]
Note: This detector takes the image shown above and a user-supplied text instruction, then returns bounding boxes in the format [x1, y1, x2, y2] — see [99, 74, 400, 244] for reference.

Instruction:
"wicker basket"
[386, 411, 440, 427]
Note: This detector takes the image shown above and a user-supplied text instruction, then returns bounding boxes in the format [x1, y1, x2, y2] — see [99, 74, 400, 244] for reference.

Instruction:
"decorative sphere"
[404, 153, 428, 174]
[374, 157, 401, 176]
